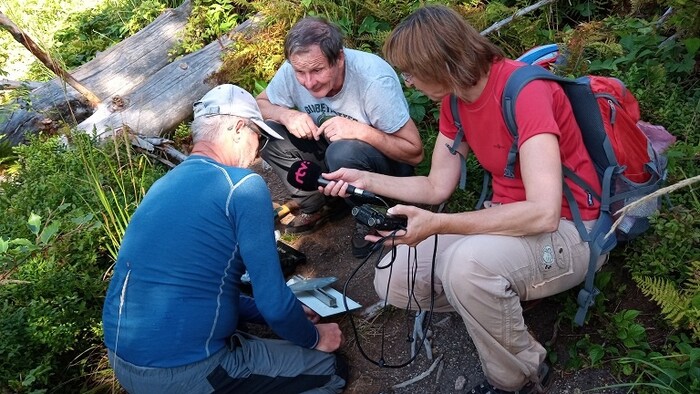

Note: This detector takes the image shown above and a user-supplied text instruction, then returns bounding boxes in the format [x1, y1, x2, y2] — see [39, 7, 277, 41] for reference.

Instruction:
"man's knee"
[325, 140, 380, 171]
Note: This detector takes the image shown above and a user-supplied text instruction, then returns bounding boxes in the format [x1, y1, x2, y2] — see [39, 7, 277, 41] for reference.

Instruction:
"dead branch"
[0, 10, 100, 106]
[606, 175, 700, 239]
[481, 0, 557, 36]
[0, 279, 31, 285]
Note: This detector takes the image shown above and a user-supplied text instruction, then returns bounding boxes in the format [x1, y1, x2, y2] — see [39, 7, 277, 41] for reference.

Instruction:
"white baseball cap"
[193, 84, 284, 140]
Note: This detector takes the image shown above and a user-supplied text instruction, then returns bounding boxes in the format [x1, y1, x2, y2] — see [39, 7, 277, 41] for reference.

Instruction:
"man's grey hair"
[191, 115, 241, 144]
[284, 17, 344, 66]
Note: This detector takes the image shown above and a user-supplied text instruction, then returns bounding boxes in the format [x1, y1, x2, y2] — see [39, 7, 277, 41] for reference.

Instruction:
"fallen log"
[0, 0, 192, 146]
[79, 15, 264, 140]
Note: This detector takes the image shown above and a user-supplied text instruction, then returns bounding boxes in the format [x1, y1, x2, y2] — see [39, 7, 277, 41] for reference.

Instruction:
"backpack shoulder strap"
[502, 66, 573, 178]
[448, 94, 491, 208]
[447, 94, 467, 189]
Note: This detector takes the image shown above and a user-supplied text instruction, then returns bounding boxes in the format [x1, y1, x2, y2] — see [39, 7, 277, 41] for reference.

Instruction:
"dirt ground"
[253, 160, 630, 394]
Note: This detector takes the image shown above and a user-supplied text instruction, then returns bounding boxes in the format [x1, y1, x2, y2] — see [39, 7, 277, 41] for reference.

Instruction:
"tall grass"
[74, 131, 157, 262]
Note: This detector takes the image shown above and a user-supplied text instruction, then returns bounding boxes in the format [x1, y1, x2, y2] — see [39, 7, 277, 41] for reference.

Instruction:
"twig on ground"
[481, 0, 556, 36]
[545, 316, 561, 347]
[435, 358, 445, 382]
[362, 300, 386, 320]
[391, 354, 444, 389]
[0, 279, 30, 285]
[435, 315, 452, 327]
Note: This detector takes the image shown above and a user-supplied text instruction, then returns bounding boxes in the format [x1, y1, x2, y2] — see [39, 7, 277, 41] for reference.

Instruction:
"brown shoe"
[285, 201, 349, 235]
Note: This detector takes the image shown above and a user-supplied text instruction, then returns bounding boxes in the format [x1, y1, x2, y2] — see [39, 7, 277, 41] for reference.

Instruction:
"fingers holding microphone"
[321, 176, 353, 198]
[286, 160, 376, 199]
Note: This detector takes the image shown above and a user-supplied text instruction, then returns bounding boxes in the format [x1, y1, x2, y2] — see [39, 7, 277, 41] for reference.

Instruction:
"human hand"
[317, 116, 360, 142]
[365, 204, 435, 247]
[319, 168, 366, 198]
[302, 305, 321, 324]
[282, 111, 319, 140]
[314, 323, 344, 352]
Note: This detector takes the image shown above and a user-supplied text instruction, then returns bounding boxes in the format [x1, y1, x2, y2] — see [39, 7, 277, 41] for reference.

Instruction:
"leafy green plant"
[0, 134, 17, 173]
[583, 18, 697, 83]
[611, 334, 700, 394]
[609, 310, 650, 351]
[52, 0, 180, 69]
[0, 1, 698, 392]
[625, 206, 700, 284]
[0, 213, 58, 280]
[169, 0, 247, 58]
[0, 210, 104, 393]
[565, 334, 607, 369]
[0, 0, 100, 79]
[404, 88, 433, 125]
[0, 132, 163, 392]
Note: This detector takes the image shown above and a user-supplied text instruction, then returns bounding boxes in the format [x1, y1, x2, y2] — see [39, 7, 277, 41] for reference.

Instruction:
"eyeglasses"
[400, 72, 414, 84]
[247, 121, 269, 151]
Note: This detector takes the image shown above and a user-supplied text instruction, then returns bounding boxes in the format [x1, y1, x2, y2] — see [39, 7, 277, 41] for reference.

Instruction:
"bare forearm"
[363, 128, 423, 165]
[436, 201, 561, 237]
[257, 97, 294, 124]
[364, 172, 446, 205]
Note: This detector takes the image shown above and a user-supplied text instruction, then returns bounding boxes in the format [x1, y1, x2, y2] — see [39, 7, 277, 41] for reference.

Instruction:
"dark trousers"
[260, 121, 414, 213]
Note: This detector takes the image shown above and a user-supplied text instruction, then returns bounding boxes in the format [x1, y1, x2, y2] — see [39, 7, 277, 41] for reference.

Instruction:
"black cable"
[342, 230, 439, 368]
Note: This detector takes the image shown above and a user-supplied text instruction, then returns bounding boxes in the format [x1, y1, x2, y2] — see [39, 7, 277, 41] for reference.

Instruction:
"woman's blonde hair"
[383, 5, 504, 89]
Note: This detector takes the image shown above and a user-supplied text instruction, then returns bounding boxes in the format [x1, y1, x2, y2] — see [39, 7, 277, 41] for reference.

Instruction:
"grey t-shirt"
[265, 48, 410, 134]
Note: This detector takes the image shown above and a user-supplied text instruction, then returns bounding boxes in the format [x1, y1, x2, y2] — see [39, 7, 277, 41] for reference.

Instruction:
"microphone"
[286, 160, 377, 199]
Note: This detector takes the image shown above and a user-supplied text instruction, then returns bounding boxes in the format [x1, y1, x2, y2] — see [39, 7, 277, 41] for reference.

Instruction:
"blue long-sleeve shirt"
[102, 155, 318, 368]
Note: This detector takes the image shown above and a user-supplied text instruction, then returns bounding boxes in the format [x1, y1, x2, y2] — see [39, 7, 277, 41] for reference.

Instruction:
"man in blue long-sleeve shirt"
[102, 84, 347, 393]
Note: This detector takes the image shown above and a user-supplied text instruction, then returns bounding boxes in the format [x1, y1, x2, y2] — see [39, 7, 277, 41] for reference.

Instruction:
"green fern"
[634, 260, 700, 341]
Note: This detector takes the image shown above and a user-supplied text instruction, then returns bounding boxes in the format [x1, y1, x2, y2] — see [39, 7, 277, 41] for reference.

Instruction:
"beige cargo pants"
[374, 218, 607, 391]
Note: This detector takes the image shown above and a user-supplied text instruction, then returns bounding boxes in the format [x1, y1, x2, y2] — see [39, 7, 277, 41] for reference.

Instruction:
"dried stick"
[481, 0, 556, 36]
[606, 175, 700, 239]
[0, 11, 100, 106]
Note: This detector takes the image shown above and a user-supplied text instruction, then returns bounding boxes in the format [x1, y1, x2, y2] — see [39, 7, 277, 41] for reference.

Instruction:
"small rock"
[455, 375, 467, 390]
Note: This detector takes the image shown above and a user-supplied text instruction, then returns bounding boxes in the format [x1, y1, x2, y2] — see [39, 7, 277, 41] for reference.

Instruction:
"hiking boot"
[351, 222, 378, 259]
[285, 199, 349, 235]
[469, 361, 552, 394]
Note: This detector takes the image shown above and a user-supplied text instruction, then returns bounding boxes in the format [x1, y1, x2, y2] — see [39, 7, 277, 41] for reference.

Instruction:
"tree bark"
[0, 0, 193, 145]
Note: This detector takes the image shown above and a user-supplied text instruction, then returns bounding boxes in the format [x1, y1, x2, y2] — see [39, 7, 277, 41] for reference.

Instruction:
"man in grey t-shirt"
[257, 16, 424, 258]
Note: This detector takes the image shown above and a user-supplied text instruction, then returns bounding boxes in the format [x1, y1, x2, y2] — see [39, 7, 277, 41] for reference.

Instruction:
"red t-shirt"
[439, 59, 601, 221]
